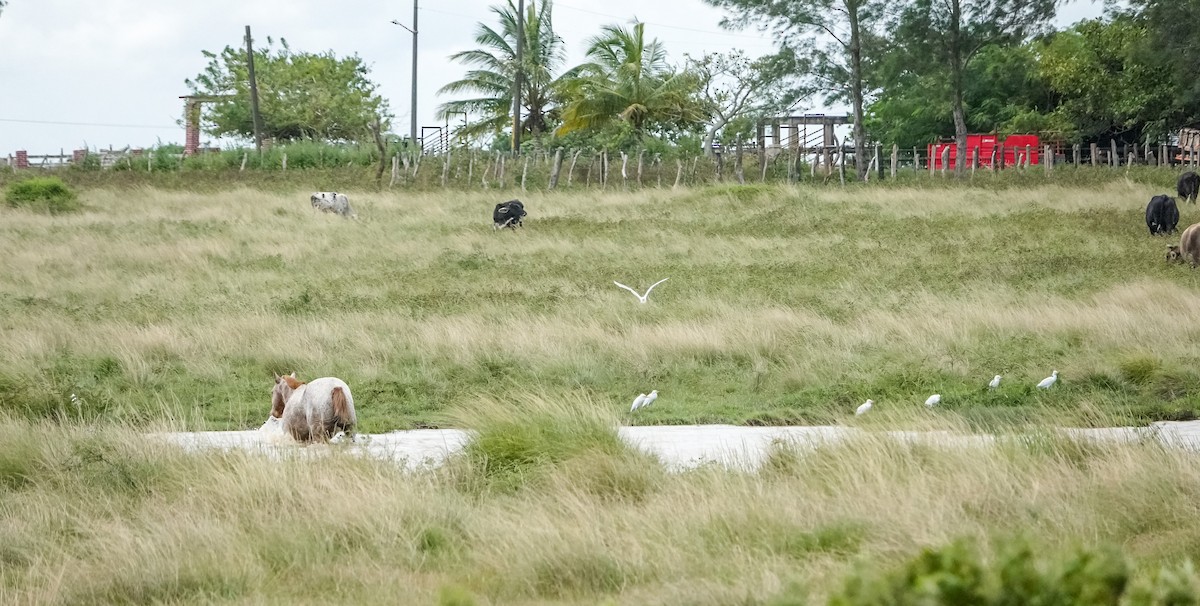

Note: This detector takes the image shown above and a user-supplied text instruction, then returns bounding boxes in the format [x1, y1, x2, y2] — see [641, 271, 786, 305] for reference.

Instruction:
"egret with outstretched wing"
[613, 278, 669, 303]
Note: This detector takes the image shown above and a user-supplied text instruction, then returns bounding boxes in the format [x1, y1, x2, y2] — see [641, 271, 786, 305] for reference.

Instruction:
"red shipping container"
[928, 134, 1039, 169]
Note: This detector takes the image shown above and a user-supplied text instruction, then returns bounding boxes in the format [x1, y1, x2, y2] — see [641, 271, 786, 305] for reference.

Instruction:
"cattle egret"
[630, 393, 648, 412]
[925, 394, 941, 407]
[989, 375, 1002, 389]
[613, 278, 669, 303]
[642, 390, 659, 408]
[1036, 370, 1059, 389]
[855, 400, 873, 416]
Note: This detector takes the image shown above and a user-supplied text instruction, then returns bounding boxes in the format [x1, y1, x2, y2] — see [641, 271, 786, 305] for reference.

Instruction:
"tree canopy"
[185, 37, 390, 144]
[555, 22, 708, 139]
[424, 0, 1200, 164]
[436, 0, 569, 140]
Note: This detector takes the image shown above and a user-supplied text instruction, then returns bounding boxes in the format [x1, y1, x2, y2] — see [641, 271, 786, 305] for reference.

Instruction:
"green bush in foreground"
[5, 177, 80, 214]
[821, 537, 1200, 605]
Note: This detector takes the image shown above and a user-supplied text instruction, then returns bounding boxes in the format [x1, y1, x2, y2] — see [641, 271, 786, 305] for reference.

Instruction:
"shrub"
[5, 177, 80, 214]
[820, 537, 1200, 605]
[445, 392, 659, 496]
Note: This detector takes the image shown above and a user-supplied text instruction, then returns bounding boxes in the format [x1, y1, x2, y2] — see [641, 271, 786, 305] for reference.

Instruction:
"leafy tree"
[185, 37, 390, 143]
[436, 0, 569, 140]
[889, 0, 1060, 175]
[1038, 16, 1175, 143]
[867, 42, 1063, 147]
[689, 49, 803, 156]
[703, 0, 887, 180]
[555, 22, 708, 139]
[1117, 0, 1200, 136]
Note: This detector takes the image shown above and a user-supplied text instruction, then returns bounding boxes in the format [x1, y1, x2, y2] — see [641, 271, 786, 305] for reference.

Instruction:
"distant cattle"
[310, 191, 356, 218]
[1177, 172, 1199, 205]
[1167, 223, 1200, 267]
[1146, 194, 1180, 235]
[493, 199, 526, 230]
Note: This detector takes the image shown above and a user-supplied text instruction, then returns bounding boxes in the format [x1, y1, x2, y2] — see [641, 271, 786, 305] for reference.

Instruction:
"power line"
[420, 1, 775, 43]
[0, 117, 179, 129]
[553, 1, 772, 41]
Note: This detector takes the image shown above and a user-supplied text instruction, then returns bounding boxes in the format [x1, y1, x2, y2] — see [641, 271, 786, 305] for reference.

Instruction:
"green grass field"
[2, 178, 1200, 431]
[6, 175, 1200, 604]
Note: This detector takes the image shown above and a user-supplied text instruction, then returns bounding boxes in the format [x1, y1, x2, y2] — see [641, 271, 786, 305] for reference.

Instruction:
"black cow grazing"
[492, 200, 527, 230]
[1178, 171, 1199, 204]
[1146, 194, 1180, 235]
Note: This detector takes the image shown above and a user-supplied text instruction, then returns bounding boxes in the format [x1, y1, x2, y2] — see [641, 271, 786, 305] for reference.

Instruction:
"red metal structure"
[929, 134, 1041, 169]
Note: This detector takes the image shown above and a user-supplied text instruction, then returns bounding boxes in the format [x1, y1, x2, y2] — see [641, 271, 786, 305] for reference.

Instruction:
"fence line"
[6, 142, 1200, 191]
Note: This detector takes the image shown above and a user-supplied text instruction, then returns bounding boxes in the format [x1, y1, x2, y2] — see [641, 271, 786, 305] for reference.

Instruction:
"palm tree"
[436, 0, 567, 140]
[556, 22, 708, 137]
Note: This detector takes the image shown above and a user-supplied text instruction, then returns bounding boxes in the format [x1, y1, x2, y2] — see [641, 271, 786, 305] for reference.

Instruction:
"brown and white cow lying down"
[1167, 223, 1200, 268]
[310, 191, 356, 218]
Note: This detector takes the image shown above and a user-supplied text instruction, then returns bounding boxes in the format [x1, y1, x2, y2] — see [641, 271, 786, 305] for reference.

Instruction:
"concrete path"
[154, 419, 1200, 472]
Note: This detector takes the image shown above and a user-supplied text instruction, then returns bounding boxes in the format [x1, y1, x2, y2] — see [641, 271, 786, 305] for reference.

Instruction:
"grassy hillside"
[2, 180, 1199, 431]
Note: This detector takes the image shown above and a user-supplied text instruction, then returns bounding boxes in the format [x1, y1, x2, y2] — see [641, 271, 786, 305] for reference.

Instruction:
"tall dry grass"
[1, 182, 1199, 429]
[2, 407, 1200, 604]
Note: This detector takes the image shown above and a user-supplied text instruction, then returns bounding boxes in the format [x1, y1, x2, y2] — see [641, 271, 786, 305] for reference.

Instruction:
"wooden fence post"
[637, 149, 645, 187]
[1044, 145, 1053, 174]
[971, 147, 978, 175]
[757, 122, 767, 181]
[1073, 144, 1080, 167]
[674, 159, 683, 188]
[940, 146, 949, 177]
[1091, 143, 1098, 167]
[567, 149, 581, 187]
[838, 144, 846, 186]
[521, 155, 529, 190]
[620, 151, 629, 188]
[1110, 140, 1119, 167]
[281, 153, 287, 171]
[548, 148, 563, 189]
[890, 144, 898, 179]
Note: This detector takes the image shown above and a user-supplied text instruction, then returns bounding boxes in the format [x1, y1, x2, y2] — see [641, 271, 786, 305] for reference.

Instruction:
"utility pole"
[511, 0, 525, 155]
[392, 1, 419, 150]
[244, 25, 264, 153]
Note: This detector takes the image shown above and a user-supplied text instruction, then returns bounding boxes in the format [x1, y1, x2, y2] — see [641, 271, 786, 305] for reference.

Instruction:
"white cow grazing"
[310, 191, 356, 218]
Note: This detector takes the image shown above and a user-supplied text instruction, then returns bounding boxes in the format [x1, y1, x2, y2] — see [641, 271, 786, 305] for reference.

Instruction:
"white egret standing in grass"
[613, 278, 669, 303]
[1037, 370, 1059, 389]
[856, 400, 873, 416]
[641, 390, 659, 408]
[925, 394, 941, 408]
[630, 393, 648, 412]
[989, 375, 1002, 389]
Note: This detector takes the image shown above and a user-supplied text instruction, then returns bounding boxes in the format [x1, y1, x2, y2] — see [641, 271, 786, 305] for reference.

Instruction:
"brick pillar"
[15, 150, 28, 169]
[183, 100, 201, 157]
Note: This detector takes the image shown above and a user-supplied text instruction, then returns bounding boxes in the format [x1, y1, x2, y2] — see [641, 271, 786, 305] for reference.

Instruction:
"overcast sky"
[0, 0, 1106, 154]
